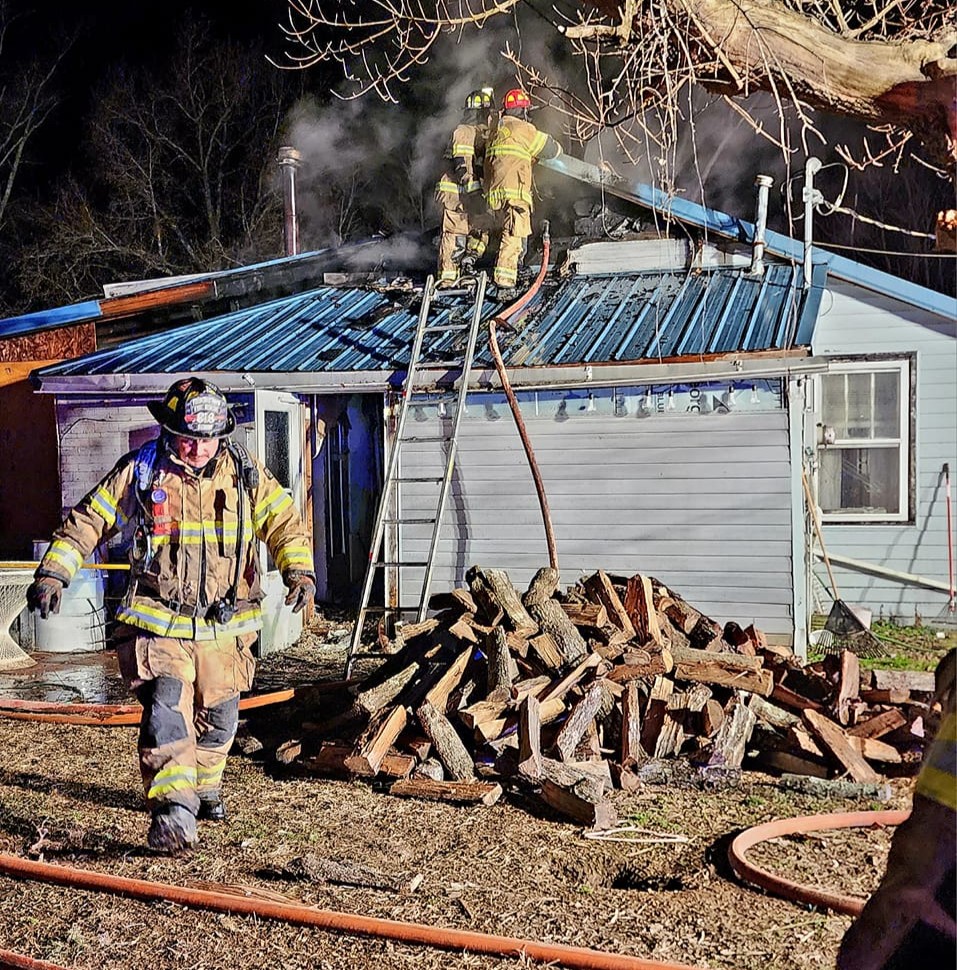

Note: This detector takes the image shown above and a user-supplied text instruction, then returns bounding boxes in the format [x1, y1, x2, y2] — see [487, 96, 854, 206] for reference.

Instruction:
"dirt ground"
[0, 616, 916, 970]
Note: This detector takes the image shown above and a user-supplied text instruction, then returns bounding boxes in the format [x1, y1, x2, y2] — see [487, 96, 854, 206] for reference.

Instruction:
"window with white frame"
[817, 359, 911, 522]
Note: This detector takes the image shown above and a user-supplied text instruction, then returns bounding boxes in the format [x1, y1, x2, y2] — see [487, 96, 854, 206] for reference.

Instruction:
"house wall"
[813, 281, 957, 622]
[395, 382, 797, 639]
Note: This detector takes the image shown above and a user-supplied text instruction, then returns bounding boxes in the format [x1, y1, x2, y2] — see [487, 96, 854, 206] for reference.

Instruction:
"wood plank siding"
[395, 392, 795, 636]
[813, 281, 957, 620]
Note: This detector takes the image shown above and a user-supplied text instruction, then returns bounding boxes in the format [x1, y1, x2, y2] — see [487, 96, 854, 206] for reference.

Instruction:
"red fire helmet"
[502, 88, 531, 111]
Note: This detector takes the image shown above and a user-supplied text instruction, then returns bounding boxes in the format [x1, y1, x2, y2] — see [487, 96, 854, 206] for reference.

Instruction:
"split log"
[528, 632, 564, 670]
[771, 681, 824, 712]
[705, 696, 757, 769]
[355, 662, 419, 716]
[304, 742, 414, 778]
[560, 602, 608, 628]
[606, 650, 673, 683]
[538, 757, 612, 800]
[523, 567, 588, 664]
[467, 566, 538, 636]
[424, 647, 473, 712]
[670, 644, 773, 696]
[624, 575, 663, 646]
[847, 736, 902, 764]
[748, 694, 799, 730]
[836, 650, 861, 725]
[395, 618, 440, 643]
[539, 779, 618, 829]
[389, 778, 503, 806]
[640, 675, 674, 754]
[459, 698, 508, 730]
[758, 749, 830, 778]
[860, 688, 911, 705]
[554, 681, 606, 762]
[621, 681, 644, 764]
[448, 618, 479, 643]
[344, 704, 408, 776]
[846, 709, 907, 740]
[511, 675, 551, 702]
[486, 627, 518, 694]
[540, 652, 604, 704]
[802, 709, 883, 784]
[418, 700, 476, 781]
[518, 694, 543, 777]
[584, 570, 636, 640]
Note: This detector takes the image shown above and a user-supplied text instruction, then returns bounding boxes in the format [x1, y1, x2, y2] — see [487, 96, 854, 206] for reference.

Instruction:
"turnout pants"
[492, 203, 531, 287]
[437, 202, 489, 283]
[117, 628, 257, 815]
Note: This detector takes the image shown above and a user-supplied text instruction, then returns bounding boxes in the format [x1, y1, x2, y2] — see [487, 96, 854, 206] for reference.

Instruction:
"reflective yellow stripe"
[529, 130, 548, 156]
[439, 269, 459, 281]
[197, 763, 226, 785]
[463, 180, 482, 194]
[275, 545, 314, 572]
[89, 485, 118, 526]
[487, 186, 532, 206]
[45, 540, 82, 579]
[451, 144, 474, 156]
[116, 603, 263, 639]
[487, 144, 533, 161]
[436, 179, 463, 196]
[495, 267, 518, 284]
[148, 765, 197, 801]
[917, 712, 957, 810]
[254, 488, 293, 529]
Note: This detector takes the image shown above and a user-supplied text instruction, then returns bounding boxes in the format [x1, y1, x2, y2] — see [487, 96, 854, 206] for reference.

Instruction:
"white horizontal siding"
[813, 281, 957, 619]
[397, 397, 794, 635]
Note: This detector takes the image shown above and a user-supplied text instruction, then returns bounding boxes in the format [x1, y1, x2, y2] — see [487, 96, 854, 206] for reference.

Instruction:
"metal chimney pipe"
[277, 146, 302, 257]
[803, 157, 823, 289]
[750, 174, 774, 276]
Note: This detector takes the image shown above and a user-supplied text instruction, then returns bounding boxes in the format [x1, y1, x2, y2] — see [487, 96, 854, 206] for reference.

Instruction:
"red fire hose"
[0, 681, 354, 726]
[728, 809, 910, 915]
[488, 224, 559, 571]
[0, 853, 699, 970]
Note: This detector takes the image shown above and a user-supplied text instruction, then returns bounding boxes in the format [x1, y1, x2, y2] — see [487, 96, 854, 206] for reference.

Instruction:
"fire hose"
[0, 852, 700, 970]
[0, 681, 354, 726]
[488, 223, 558, 571]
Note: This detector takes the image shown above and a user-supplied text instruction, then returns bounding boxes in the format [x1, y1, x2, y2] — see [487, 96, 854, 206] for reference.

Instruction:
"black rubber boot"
[197, 795, 226, 822]
[147, 803, 198, 853]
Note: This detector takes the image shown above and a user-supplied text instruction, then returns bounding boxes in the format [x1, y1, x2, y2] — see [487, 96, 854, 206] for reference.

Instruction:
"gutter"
[32, 354, 831, 396]
[813, 548, 954, 594]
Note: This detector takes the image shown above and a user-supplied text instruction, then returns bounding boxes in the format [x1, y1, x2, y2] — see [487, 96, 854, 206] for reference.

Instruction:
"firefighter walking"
[434, 89, 494, 286]
[27, 377, 316, 854]
[484, 88, 561, 299]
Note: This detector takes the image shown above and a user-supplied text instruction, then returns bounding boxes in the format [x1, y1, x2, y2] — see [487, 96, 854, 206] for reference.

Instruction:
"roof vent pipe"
[803, 157, 823, 289]
[278, 146, 302, 257]
[750, 174, 774, 276]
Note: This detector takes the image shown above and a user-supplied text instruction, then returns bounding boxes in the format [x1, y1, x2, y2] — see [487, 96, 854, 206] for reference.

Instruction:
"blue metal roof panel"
[0, 301, 103, 340]
[36, 264, 815, 381]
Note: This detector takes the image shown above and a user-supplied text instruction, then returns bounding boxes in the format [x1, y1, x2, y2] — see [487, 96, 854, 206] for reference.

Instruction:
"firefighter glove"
[27, 577, 64, 619]
[283, 570, 316, 614]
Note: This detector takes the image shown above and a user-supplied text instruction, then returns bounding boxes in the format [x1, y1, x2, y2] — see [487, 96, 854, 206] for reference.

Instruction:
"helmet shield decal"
[183, 388, 229, 437]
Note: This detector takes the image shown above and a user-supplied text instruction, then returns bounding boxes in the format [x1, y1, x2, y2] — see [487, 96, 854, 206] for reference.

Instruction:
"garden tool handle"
[801, 468, 839, 599]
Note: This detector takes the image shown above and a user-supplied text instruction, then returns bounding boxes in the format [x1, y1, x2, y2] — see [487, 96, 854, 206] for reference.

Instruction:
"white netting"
[0, 567, 37, 671]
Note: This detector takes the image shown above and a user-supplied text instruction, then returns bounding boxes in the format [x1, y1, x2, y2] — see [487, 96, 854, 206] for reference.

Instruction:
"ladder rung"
[431, 287, 474, 297]
[424, 323, 469, 332]
[372, 561, 430, 568]
[418, 361, 463, 369]
[383, 517, 437, 524]
[399, 435, 450, 443]
[363, 605, 424, 613]
[395, 476, 443, 483]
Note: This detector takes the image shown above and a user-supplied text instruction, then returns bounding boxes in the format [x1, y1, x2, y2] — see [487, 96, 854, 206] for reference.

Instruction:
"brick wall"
[56, 401, 156, 512]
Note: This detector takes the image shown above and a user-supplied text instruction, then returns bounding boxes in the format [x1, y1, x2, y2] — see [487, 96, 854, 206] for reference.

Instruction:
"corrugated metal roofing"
[37, 263, 817, 381]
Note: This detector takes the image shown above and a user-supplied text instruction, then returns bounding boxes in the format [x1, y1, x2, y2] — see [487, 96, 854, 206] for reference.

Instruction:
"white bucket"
[32, 541, 107, 653]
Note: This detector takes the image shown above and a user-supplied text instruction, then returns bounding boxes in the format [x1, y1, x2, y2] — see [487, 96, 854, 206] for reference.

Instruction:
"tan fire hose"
[488, 223, 559, 571]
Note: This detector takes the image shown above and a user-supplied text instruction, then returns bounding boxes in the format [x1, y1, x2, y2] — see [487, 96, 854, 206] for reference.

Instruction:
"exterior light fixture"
[750, 384, 760, 405]
[438, 401, 447, 418]
[586, 392, 596, 412]
[667, 388, 676, 411]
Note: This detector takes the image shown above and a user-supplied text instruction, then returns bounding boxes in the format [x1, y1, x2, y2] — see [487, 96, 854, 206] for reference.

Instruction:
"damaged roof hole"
[341, 303, 402, 330]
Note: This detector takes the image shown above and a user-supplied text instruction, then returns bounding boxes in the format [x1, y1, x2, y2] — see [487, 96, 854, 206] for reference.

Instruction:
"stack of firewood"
[270, 566, 937, 828]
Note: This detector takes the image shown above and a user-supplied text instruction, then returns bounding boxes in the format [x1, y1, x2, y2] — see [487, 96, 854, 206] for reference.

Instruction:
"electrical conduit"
[0, 852, 700, 970]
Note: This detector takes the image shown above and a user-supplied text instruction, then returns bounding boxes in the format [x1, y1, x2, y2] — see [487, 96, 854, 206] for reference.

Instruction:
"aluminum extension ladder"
[344, 272, 488, 677]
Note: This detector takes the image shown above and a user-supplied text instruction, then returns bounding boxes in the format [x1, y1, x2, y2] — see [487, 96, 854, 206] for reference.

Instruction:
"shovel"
[802, 470, 886, 657]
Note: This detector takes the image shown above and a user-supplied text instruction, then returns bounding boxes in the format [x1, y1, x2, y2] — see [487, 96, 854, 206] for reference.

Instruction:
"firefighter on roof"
[434, 88, 494, 286]
[27, 377, 316, 854]
[484, 88, 561, 299]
